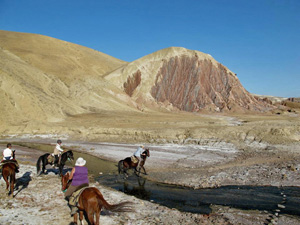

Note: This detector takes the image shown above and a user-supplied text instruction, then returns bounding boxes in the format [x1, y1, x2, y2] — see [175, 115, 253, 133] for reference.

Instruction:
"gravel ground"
[0, 141, 300, 224]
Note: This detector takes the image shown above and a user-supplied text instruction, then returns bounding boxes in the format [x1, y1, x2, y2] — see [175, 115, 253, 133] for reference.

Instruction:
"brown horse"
[61, 173, 132, 225]
[118, 149, 150, 178]
[1, 150, 18, 196]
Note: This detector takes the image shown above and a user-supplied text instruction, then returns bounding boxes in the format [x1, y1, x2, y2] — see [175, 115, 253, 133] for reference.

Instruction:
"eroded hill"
[105, 47, 273, 112]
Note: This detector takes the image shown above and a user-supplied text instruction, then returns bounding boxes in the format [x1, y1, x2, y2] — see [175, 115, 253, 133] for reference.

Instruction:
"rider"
[64, 157, 89, 215]
[3, 143, 13, 160]
[53, 140, 64, 166]
[2, 143, 19, 173]
[133, 145, 145, 168]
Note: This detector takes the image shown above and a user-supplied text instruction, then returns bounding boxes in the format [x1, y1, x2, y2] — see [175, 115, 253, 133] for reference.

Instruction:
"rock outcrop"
[105, 47, 273, 112]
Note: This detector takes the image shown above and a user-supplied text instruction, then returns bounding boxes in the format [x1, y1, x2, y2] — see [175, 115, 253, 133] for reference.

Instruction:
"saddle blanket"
[131, 156, 138, 163]
[47, 155, 54, 164]
[69, 186, 89, 207]
[0, 160, 19, 169]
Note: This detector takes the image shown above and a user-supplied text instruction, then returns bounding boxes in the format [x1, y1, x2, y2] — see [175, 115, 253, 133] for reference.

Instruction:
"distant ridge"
[0, 30, 127, 82]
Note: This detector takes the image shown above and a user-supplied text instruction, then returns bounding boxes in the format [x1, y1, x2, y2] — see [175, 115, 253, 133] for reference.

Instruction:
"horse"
[36, 150, 74, 175]
[1, 150, 18, 196]
[118, 148, 150, 178]
[61, 173, 132, 225]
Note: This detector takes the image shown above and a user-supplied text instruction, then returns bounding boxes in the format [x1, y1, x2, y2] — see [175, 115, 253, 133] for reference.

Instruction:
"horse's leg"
[87, 208, 95, 225]
[124, 168, 129, 178]
[4, 174, 11, 195]
[95, 207, 100, 225]
[59, 163, 64, 175]
[73, 211, 78, 224]
[3, 174, 9, 190]
[10, 173, 15, 196]
[137, 166, 141, 176]
[79, 211, 84, 225]
[42, 159, 46, 174]
[141, 165, 147, 175]
[134, 165, 140, 177]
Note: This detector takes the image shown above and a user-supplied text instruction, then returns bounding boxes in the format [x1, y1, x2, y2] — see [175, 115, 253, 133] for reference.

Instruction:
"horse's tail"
[36, 155, 43, 174]
[95, 188, 133, 212]
[118, 160, 124, 174]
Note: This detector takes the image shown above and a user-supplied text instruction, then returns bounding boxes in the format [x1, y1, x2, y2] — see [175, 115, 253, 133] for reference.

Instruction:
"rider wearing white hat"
[64, 157, 89, 215]
[75, 157, 86, 166]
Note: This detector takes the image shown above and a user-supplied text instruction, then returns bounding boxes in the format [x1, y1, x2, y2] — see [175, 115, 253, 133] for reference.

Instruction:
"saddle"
[69, 186, 89, 207]
[47, 154, 55, 164]
[131, 156, 139, 164]
[0, 159, 19, 170]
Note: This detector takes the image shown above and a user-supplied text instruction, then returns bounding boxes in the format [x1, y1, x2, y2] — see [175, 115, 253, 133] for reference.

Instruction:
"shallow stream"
[16, 142, 300, 216]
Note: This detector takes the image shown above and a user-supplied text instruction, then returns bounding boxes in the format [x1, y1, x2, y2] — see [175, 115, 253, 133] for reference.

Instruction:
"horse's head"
[66, 150, 74, 161]
[143, 149, 150, 158]
[61, 172, 70, 192]
[12, 150, 16, 159]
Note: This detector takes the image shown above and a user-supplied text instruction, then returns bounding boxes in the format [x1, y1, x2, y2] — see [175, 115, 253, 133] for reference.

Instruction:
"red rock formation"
[150, 55, 271, 112]
[123, 70, 141, 97]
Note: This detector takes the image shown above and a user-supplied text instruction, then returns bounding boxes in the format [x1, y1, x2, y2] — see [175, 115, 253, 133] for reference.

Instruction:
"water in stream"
[97, 174, 300, 216]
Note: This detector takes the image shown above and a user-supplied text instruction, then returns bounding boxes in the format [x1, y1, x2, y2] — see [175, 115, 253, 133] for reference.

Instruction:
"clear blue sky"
[0, 0, 299, 97]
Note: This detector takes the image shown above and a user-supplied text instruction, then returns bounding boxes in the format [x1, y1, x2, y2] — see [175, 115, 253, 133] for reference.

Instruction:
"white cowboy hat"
[75, 157, 86, 166]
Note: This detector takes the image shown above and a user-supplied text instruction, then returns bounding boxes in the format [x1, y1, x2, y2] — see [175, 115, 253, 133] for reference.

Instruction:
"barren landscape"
[0, 30, 300, 224]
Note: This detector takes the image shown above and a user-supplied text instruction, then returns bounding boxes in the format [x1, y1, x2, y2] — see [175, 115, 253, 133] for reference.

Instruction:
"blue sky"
[0, 0, 299, 97]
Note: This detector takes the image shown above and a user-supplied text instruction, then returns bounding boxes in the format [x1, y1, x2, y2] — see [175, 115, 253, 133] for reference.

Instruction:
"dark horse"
[118, 149, 150, 178]
[61, 173, 132, 225]
[1, 150, 18, 196]
[36, 150, 74, 175]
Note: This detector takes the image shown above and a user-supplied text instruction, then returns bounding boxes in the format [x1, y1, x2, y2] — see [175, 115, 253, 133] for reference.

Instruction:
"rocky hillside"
[105, 47, 272, 112]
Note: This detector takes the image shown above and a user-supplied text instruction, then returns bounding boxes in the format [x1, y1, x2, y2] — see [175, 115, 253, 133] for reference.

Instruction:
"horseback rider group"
[2, 140, 148, 219]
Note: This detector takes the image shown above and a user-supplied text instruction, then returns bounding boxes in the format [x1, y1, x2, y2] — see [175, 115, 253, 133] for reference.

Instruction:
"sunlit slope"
[0, 30, 137, 126]
[0, 30, 127, 82]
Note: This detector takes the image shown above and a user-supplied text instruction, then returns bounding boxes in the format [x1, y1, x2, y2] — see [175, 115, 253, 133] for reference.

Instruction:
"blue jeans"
[4, 156, 11, 160]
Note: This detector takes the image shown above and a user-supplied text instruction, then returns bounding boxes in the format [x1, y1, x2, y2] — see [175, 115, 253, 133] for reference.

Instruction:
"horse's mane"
[62, 150, 73, 156]
[142, 149, 150, 158]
